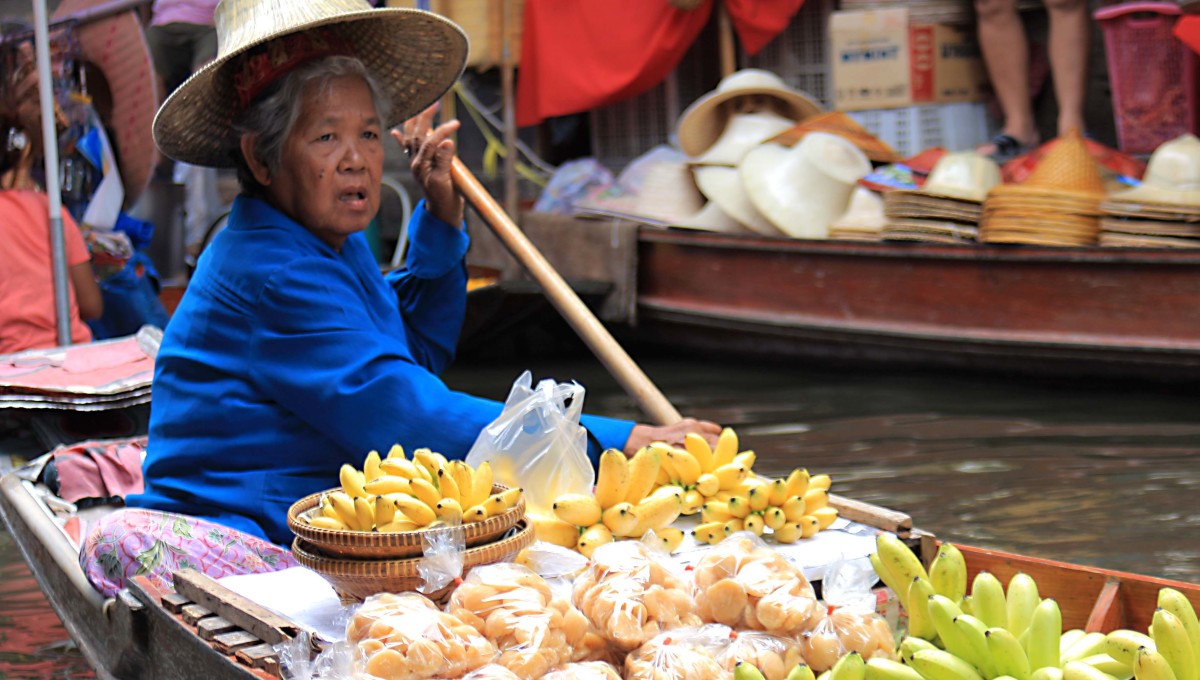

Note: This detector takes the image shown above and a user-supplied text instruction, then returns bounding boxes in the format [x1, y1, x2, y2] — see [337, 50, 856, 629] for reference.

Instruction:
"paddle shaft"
[450, 157, 683, 426]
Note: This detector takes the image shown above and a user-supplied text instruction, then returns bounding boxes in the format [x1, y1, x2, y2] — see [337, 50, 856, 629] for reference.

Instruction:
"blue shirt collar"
[228, 194, 344, 255]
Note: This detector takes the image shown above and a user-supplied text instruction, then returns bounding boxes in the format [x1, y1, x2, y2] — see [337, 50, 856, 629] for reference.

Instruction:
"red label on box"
[910, 24, 935, 103]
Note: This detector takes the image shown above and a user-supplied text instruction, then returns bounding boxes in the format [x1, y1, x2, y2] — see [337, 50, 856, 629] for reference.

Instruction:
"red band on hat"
[233, 29, 352, 108]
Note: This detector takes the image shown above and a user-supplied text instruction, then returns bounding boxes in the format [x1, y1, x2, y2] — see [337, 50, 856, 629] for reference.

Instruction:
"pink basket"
[1095, 2, 1200, 154]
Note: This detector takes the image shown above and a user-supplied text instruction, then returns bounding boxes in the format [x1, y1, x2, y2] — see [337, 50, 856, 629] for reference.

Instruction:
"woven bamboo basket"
[287, 484, 525, 559]
[291, 519, 536, 604]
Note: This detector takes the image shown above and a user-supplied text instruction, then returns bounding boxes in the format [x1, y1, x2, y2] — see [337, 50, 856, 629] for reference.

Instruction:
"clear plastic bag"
[345, 592, 497, 679]
[466, 371, 594, 515]
[460, 663, 522, 680]
[715, 630, 807, 680]
[514, 541, 591, 601]
[571, 540, 702, 651]
[623, 625, 729, 680]
[540, 661, 624, 679]
[799, 555, 897, 671]
[445, 563, 602, 678]
[692, 532, 822, 634]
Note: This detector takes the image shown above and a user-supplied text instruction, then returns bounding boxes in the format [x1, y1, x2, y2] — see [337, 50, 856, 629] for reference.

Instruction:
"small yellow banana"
[701, 501, 733, 523]
[630, 489, 684, 536]
[743, 513, 765, 536]
[553, 493, 602, 527]
[463, 504, 490, 523]
[623, 447, 662, 504]
[784, 467, 810, 498]
[576, 524, 613, 558]
[727, 495, 752, 519]
[379, 457, 422, 480]
[802, 488, 829, 512]
[651, 527, 685, 553]
[723, 518, 744, 535]
[377, 519, 421, 533]
[781, 496, 807, 523]
[435, 497, 463, 523]
[327, 491, 358, 528]
[773, 521, 802, 544]
[487, 487, 523, 514]
[363, 450, 383, 483]
[594, 449, 630, 510]
[307, 515, 348, 530]
[683, 433, 715, 473]
[812, 506, 839, 529]
[470, 461, 493, 509]
[602, 502, 639, 537]
[374, 494, 397, 526]
[353, 495, 375, 531]
[763, 506, 787, 530]
[733, 450, 756, 470]
[798, 515, 820, 538]
[682, 488, 706, 515]
[693, 521, 726, 545]
[392, 495, 436, 526]
[530, 513, 580, 548]
[450, 461, 474, 507]
[340, 464, 369, 499]
[408, 478, 442, 509]
[695, 473, 720, 497]
[713, 427, 738, 467]
[748, 487, 771, 512]
[364, 475, 413, 496]
[714, 463, 748, 491]
[385, 443, 405, 460]
[809, 473, 832, 491]
[437, 468, 461, 505]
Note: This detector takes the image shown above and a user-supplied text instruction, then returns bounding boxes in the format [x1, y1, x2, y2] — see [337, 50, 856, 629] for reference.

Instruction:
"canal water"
[2, 352, 1199, 676]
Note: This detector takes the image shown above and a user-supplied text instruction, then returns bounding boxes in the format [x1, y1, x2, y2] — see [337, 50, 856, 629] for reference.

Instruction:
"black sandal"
[982, 133, 1034, 164]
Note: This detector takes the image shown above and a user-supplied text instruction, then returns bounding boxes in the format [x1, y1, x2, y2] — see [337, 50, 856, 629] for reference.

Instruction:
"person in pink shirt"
[1, 44, 102, 353]
[145, 0, 221, 97]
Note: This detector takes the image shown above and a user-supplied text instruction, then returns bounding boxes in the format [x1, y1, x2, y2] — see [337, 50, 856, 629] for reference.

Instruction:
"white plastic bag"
[466, 371, 594, 515]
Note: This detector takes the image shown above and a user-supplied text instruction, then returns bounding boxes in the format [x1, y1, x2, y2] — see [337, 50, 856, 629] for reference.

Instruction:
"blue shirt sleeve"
[383, 200, 469, 375]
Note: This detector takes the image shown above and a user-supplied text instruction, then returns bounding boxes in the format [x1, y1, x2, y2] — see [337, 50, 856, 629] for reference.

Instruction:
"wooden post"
[717, 1, 736, 77]
[501, 0, 518, 218]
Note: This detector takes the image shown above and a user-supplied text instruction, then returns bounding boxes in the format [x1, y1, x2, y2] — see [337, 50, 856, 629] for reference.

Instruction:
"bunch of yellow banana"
[692, 467, 836, 545]
[298, 445, 522, 532]
[533, 445, 686, 558]
[873, 533, 1195, 680]
[646, 428, 756, 515]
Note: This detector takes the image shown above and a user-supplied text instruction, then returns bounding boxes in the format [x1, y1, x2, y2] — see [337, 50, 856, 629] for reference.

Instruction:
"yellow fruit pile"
[533, 446, 685, 557]
[300, 445, 522, 532]
[692, 468, 837, 545]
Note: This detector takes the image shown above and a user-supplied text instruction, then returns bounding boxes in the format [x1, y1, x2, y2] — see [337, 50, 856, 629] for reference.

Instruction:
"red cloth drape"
[516, 0, 805, 127]
[1176, 16, 1200, 56]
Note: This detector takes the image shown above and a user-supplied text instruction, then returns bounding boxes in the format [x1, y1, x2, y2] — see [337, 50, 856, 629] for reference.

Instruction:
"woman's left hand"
[391, 106, 464, 227]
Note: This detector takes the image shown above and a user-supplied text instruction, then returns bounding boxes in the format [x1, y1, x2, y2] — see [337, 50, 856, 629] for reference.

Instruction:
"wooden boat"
[3, 460, 1199, 678]
[466, 216, 1200, 381]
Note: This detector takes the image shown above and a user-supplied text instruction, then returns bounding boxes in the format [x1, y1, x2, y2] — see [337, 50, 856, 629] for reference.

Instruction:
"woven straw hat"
[693, 165, 781, 236]
[1109, 134, 1200, 207]
[830, 187, 887, 232]
[916, 151, 1001, 202]
[767, 111, 902, 164]
[676, 69, 822, 158]
[630, 160, 705, 223]
[153, 0, 468, 167]
[1019, 129, 1106, 198]
[690, 111, 795, 166]
[671, 201, 750, 233]
[740, 131, 872, 239]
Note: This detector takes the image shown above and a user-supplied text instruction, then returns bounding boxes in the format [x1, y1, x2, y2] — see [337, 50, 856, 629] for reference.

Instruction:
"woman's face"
[266, 74, 383, 250]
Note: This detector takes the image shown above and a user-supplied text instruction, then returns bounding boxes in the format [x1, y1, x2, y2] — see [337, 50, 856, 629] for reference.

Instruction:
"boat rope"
[451, 81, 554, 187]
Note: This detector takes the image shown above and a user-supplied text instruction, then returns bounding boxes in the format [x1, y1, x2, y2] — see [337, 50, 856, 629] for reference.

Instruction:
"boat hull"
[636, 230, 1200, 380]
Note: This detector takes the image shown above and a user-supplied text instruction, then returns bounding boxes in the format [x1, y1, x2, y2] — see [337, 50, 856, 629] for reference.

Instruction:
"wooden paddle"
[451, 158, 911, 535]
[451, 157, 682, 426]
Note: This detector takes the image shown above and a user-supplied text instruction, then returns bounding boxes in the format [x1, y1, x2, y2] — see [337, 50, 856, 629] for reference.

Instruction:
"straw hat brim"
[154, 8, 468, 167]
[677, 86, 823, 158]
[1108, 183, 1200, 208]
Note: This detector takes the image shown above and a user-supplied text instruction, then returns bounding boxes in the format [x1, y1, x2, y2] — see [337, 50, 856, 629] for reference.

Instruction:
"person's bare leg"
[975, 0, 1039, 153]
[1045, 0, 1089, 136]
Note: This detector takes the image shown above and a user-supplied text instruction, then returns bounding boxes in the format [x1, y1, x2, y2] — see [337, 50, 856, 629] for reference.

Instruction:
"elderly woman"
[81, 0, 718, 596]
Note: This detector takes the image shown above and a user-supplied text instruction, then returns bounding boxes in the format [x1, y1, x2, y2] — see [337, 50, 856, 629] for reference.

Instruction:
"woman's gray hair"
[230, 55, 392, 197]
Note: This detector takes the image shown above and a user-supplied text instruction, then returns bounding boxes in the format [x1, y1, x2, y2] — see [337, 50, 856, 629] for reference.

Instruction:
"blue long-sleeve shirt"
[127, 195, 634, 544]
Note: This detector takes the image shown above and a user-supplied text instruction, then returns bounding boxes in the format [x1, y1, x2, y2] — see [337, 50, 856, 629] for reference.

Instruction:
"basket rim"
[287, 483, 523, 550]
[291, 519, 535, 576]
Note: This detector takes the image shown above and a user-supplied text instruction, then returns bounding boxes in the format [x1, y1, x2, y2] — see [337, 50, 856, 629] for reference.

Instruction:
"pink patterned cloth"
[80, 508, 299, 597]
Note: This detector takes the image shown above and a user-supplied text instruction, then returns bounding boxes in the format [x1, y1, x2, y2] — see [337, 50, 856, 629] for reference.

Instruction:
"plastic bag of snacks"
[346, 592, 497, 679]
[623, 626, 729, 680]
[460, 664, 521, 680]
[539, 661, 624, 679]
[692, 533, 822, 634]
[799, 556, 896, 671]
[447, 563, 606, 677]
[514, 541, 591, 601]
[572, 540, 702, 651]
[715, 630, 807, 680]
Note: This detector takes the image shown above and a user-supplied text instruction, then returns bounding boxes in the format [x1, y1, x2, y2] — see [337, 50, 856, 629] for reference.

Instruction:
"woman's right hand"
[622, 418, 721, 457]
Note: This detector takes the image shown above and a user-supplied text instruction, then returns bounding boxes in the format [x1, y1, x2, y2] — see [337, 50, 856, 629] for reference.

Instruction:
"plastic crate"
[745, 0, 836, 107]
[847, 102, 993, 158]
[1095, 2, 1200, 154]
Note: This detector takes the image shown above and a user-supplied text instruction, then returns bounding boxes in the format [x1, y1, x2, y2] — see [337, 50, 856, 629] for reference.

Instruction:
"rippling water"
[2, 353, 1198, 676]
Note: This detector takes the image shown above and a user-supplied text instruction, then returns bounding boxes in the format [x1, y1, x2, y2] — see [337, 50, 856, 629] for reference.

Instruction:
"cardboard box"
[387, 0, 524, 69]
[830, 8, 989, 111]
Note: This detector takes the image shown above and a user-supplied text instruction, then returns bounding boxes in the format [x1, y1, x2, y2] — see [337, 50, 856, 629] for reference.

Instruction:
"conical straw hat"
[1021, 129, 1106, 197]
[1109, 134, 1200, 207]
[689, 111, 795, 166]
[676, 69, 822, 157]
[153, 0, 468, 167]
[671, 201, 750, 234]
[693, 165, 781, 236]
[740, 132, 872, 239]
[765, 111, 901, 163]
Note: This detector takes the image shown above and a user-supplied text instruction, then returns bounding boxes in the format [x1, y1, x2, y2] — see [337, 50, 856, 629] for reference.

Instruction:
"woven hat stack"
[881, 151, 1000, 244]
[765, 111, 902, 164]
[828, 187, 887, 241]
[1098, 134, 1200, 248]
[979, 130, 1107, 247]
